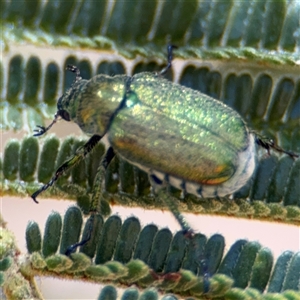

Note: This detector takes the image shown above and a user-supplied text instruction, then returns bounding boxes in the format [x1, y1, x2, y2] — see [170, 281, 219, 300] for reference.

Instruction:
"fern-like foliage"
[1, 0, 299, 299]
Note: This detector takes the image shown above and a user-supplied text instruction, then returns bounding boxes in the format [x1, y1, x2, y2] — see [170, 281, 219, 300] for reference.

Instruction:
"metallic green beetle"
[32, 45, 298, 253]
[32, 45, 298, 203]
[32, 46, 298, 234]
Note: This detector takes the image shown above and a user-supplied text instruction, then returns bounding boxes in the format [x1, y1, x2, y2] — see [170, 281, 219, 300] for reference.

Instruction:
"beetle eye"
[59, 110, 70, 121]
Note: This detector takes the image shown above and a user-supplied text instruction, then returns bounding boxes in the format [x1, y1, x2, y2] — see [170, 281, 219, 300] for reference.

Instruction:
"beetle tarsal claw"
[33, 125, 46, 136]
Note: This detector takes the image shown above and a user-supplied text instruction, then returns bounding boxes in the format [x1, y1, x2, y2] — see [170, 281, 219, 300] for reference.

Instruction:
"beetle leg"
[255, 135, 299, 159]
[65, 213, 95, 256]
[149, 173, 210, 291]
[31, 134, 102, 203]
[149, 174, 192, 235]
[90, 146, 115, 213]
[159, 44, 178, 76]
[65, 146, 115, 255]
[33, 113, 60, 137]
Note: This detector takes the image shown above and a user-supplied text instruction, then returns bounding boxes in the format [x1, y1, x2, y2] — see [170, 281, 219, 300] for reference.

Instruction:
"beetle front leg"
[31, 134, 102, 203]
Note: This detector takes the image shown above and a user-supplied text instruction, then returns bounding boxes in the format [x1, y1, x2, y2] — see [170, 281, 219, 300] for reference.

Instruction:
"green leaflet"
[23, 208, 300, 299]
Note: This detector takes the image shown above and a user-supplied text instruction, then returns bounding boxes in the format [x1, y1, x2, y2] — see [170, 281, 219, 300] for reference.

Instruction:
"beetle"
[32, 45, 298, 252]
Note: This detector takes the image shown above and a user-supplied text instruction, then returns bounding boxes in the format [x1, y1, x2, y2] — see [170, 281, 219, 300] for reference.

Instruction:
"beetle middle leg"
[65, 146, 115, 255]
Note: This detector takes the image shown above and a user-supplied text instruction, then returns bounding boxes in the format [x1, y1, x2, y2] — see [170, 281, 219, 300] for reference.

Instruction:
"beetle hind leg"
[149, 173, 211, 292]
[149, 173, 192, 235]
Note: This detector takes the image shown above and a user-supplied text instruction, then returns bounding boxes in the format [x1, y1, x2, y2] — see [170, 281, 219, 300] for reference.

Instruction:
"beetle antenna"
[33, 66, 81, 138]
[159, 44, 178, 76]
[255, 136, 299, 159]
[33, 113, 60, 137]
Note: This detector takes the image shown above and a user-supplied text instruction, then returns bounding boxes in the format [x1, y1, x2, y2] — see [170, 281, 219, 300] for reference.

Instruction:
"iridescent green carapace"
[32, 47, 298, 204]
